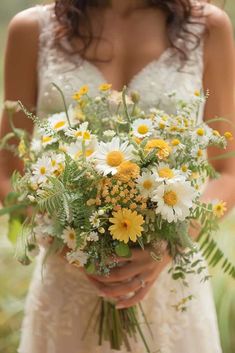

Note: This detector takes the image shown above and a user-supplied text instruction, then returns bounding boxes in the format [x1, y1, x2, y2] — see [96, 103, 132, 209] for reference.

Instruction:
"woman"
[1, 0, 235, 352]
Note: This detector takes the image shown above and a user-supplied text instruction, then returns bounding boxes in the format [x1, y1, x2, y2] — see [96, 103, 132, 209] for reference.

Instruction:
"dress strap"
[36, 5, 57, 72]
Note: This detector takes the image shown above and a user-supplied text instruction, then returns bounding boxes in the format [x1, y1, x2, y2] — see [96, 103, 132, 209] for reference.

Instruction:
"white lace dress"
[18, 5, 222, 353]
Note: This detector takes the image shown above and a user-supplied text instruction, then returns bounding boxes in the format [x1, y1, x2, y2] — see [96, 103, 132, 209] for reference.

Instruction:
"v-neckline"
[76, 47, 174, 91]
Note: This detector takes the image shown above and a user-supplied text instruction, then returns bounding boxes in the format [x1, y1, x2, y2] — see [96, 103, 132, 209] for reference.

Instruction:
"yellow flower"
[213, 201, 227, 218]
[72, 85, 89, 101]
[171, 139, 180, 146]
[224, 131, 233, 140]
[116, 161, 140, 182]
[213, 130, 220, 137]
[18, 139, 26, 157]
[99, 83, 112, 91]
[72, 92, 82, 101]
[109, 208, 144, 243]
[194, 89, 200, 97]
[145, 139, 171, 159]
[158, 167, 174, 179]
[196, 128, 205, 136]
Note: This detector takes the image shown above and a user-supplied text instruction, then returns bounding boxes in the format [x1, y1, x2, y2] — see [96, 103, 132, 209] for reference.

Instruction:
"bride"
[1, 0, 235, 352]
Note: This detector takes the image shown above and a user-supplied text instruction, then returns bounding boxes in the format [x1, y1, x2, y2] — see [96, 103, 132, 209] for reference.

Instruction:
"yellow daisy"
[99, 83, 112, 91]
[145, 139, 171, 160]
[212, 201, 227, 218]
[116, 161, 140, 182]
[109, 208, 144, 243]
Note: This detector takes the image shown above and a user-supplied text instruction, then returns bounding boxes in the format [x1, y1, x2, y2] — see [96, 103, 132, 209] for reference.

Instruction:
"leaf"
[115, 242, 131, 258]
[85, 262, 96, 274]
[7, 217, 22, 245]
[0, 203, 27, 216]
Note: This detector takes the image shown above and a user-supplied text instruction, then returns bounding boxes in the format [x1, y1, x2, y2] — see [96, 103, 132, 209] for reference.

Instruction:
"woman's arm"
[201, 5, 235, 209]
[0, 8, 39, 203]
[87, 5, 235, 309]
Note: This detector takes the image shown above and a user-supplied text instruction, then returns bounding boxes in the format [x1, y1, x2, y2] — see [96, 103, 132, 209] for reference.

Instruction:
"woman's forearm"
[201, 173, 235, 212]
[0, 177, 12, 204]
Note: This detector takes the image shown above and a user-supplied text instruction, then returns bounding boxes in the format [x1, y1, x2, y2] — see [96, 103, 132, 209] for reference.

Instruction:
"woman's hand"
[85, 247, 171, 309]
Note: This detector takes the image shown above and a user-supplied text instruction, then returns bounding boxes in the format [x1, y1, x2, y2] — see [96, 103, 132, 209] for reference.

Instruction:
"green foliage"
[115, 242, 131, 258]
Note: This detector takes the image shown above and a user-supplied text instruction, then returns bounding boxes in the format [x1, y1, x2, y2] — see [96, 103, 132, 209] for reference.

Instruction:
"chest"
[71, 9, 170, 91]
[37, 7, 204, 118]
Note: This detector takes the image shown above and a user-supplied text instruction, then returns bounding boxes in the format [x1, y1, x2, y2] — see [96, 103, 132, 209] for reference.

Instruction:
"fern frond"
[198, 234, 235, 279]
[37, 178, 72, 222]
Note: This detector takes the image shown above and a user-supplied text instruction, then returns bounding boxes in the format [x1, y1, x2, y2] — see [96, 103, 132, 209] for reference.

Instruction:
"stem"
[52, 82, 72, 128]
[122, 86, 132, 127]
[129, 307, 152, 353]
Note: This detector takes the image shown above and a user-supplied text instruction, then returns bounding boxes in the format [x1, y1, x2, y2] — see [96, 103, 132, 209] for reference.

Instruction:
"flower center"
[40, 167, 46, 175]
[54, 121, 66, 130]
[143, 180, 153, 190]
[197, 128, 205, 136]
[83, 131, 91, 140]
[51, 160, 56, 167]
[69, 232, 75, 240]
[106, 151, 124, 167]
[171, 139, 180, 146]
[181, 165, 188, 172]
[85, 149, 94, 157]
[42, 136, 52, 143]
[158, 167, 174, 179]
[163, 190, 178, 206]
[121, 219, 131, 229]
[75, 131, 82, 137]
[197, 149, 203, 157]
[137, 124, 149, 135]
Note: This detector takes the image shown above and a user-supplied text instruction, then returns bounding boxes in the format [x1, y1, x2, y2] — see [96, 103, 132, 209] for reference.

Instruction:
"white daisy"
[154, 162, 185, 184]
[136, 171, 158, 198]
[89, 211, 100, 228]
[191, 146, 206, 160]
[151, 181, 196, 223]
[48, 112, 69, 132]
[68, 104, 85, 125]
[93, 137, 134, 175]
[31, 156, 54, 184]
[191, 125, 213, 146]
[67, 138, 97, 160]
[87, 231, 99, 242]
[66, 250, 88, 267]
[66, 122, 93, 145]
[132, 118, 153, 138]
[180, 164, 192, 178]
[41, 135, 58, 147]
[49, 153, 65, 172]
[61, 226, 77, 250]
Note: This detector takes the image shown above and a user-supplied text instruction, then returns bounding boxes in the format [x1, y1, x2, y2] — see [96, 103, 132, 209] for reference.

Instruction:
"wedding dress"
[18, 5, 222, 353]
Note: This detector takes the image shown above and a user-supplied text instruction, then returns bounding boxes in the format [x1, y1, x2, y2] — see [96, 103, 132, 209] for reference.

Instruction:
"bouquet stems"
[95, 299, 152, 352]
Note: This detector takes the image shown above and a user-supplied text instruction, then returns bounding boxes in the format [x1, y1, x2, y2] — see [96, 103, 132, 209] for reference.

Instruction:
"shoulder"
[202, 4, 233, 43]
[201, 4, 234, 65]
[202, 3, 232, 31]
[7, 5, 53, 45]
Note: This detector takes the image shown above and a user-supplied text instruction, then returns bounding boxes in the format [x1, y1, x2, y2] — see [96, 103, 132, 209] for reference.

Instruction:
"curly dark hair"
[54, 0, 207, 62]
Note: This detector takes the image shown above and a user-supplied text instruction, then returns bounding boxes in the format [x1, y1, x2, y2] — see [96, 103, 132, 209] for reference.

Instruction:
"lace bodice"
[18, 5, 222, 353]
[36, 5, 204, 119]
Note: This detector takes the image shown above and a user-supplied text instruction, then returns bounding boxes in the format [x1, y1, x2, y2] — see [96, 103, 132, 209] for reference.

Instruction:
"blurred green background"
[0, 1, 235, 353]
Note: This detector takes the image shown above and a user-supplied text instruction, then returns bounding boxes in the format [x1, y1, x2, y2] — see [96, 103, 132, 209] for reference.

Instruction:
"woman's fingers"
[116, 280, 154, 309]
[99, 272, 151, 298]
[90, 259, 153, 284]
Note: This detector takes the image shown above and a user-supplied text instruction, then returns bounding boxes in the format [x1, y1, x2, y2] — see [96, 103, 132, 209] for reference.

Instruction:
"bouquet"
[1, 84, 235, 352]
